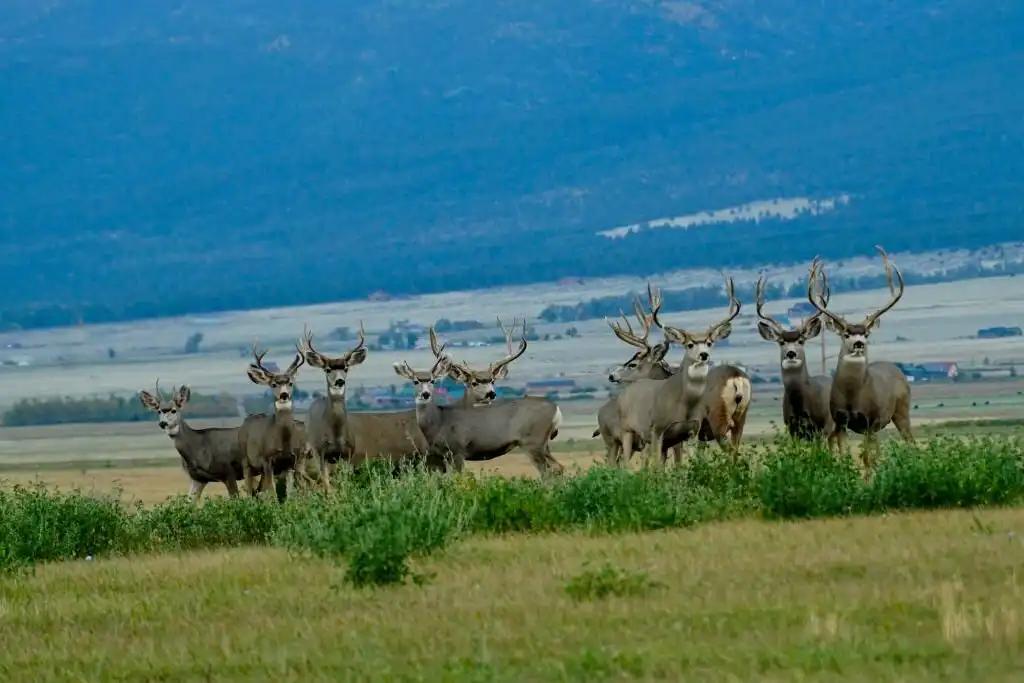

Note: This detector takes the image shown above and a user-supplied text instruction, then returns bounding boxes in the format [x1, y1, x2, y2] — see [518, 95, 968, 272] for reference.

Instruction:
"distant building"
[897, 361, 958, 382]
[977, 326, 1023, 339]
[525, 378, 577, 395]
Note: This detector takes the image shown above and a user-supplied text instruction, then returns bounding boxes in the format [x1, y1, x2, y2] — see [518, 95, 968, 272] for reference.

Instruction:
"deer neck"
[273, 406, 295, 429]
[667, 357, 708, 402]
[781, 363, 812, 391]
[834, 352, 870, 394]
[171, 420, 201, 462]
[413, 400, 442, 440]
[325, 392, 348, 442]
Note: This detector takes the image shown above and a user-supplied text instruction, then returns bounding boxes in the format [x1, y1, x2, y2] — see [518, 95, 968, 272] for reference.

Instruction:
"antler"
[606, 296, 653, 350]
[863, 245, 905, 329]
[427, 325, 448, 360]
[489, 315, 527, 376]
[806, 257, 848, 329]
[250, 338, 270, 371]
[708, 274, 741, 338]
[343, 321, 367, 363]
[754, 273, 786, 335]
[297, 325, 321, 362]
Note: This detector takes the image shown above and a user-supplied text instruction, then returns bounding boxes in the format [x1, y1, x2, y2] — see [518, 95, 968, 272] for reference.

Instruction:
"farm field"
[2, 508, 1023, 680]
[2, 274, 1023, 402]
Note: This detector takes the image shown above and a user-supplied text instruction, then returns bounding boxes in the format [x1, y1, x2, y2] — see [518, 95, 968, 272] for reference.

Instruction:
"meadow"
[2, 436, 1024, 680]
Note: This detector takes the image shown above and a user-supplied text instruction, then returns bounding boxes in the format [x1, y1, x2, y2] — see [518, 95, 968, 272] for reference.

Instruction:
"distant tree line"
[538, 261, 1020, 323]
[1, 392, 240, 427]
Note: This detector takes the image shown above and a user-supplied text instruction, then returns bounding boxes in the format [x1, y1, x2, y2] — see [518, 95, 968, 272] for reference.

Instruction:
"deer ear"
[138, 390, 160, 411]
[492, 365, 510, 381]
[650, 341, 670, 362]
[447, 364, 471, 383]
[756, 320, 780, 342]
[661, 327, 687, 345]
[176, 385, 191, 407]
[822, 317, 842, 334]
[347, 348, 368, 366]
[802, 316, 823, 340]
[712, 323, 733, 341]
[246, 366, 270, 385]
[302, 351, 326, 369]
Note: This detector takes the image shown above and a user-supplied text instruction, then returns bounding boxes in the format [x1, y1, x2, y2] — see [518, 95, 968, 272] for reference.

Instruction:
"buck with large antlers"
[755, 271, 835, 444]
[441, 318, 563, 440]
[393, 330, 565, 476]
[237, 340, 307, 497]
[598, 289, 751, 463]
[806, 246, 914, 468]
[593, 300, 681, 464]
[611, 278, 742, 466]
[300, 324, 434, 490]
[446, 316, 528, 405]
[138, 380, 244, 503]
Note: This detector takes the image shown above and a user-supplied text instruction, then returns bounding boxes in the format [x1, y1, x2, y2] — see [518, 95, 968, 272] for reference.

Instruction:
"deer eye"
[686, 343, 695, 349]
[797, 340, 804, 345]
[707, 341, 714, 347]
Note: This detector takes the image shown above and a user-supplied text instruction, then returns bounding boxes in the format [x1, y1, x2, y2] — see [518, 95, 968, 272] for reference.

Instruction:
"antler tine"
[351, 320, 366, 352]
[630, 297, 653, 340]
[154, 378, 163, 402]
[606, 308, 649, 350]
[754, 272, 786, 332]
[430, 352, 449, 377]
[708, 274, 741, 337]
[806, 257, 847, 328]
[296, 325, 315, 357]
[250, 338, 269, 370]
[645, 282, 664, 323]
[864, 245, 905, 327]
[489, 316, 528, 375]
[496, 315, 518, 357]
[428, 325, 446, 359]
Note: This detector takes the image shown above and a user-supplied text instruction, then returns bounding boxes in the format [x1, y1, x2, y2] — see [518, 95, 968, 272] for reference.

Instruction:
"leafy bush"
[564, 562, 664, 601]
[1, 436, 1022, 583]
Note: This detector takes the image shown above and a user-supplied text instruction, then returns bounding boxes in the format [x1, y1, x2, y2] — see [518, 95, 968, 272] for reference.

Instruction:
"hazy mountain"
[1, 1, 1021, 329]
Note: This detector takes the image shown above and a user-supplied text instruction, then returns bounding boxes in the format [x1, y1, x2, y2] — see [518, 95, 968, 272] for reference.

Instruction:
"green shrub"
[564, 562, 664, 601]
[1, 435, 1023, 580]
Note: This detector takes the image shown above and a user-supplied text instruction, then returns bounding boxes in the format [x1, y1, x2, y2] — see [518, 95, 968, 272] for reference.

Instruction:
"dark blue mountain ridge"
[0, 1, 1021, 329]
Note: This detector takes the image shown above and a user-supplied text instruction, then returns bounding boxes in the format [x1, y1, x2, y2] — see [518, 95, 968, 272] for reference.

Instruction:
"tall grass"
[1, 435, 1022, 584]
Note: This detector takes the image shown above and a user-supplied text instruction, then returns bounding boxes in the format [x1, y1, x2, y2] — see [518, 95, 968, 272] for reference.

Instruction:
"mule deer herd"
[139, 247, 914, 502]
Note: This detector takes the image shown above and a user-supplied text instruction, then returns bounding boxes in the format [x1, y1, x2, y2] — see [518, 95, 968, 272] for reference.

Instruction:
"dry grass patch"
[2, 509, 1024, 680]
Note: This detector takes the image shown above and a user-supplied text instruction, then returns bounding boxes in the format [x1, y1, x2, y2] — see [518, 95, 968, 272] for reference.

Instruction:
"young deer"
[138, 381, 244, 503]
[806, 246, 914, 470]
[298, 324, 368, 492]
[238, 341, 306, 497]
[613, 279, 741, 467]
[754, 271, 836, 444]
[394, 330, 565, 476]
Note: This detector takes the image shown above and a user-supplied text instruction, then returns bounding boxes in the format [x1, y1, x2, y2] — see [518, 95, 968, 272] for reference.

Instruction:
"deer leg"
[892, 400, 915, 444]
[224, 476, 240, 499]
[187, 480, 206, 505]
[671, 443, 684, 467]
[241, 461, 257, 498]
[621, 432, 634, 469]
[260, 462, 275, 496]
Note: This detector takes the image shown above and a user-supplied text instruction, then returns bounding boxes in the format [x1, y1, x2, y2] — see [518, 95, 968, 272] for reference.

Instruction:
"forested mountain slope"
[1, 1, 1021, 328]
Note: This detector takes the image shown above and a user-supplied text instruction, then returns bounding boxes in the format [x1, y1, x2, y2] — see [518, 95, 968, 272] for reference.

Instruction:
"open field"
[1, 273, 1023, 404]
[1, 379, 1022, 504]
[2, 508, 1024, 680]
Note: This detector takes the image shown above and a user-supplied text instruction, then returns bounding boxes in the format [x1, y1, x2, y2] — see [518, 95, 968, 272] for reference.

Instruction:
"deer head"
[605, 296, 671, 383]
[297, 323, 367, 400]
[138, 380, 191, 437]
[393, 331, 450, 405]
[649, 275, 741, 378]
[807, 245, 905, 362]
[447, 316, 528, 403]
[246, 339, 304, 411]
[755, 271, 829, 371]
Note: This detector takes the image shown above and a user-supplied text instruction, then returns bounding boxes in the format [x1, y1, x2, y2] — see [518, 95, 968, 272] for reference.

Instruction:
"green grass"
[2, 434, 1024, 679]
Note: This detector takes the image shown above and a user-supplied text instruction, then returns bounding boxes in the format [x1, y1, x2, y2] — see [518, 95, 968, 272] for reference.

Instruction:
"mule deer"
[442, 320, 562, 440]
[593, 301, 681, 464]
[138, 381, 243, 503]
[612, 278, 741, 467]
[300, 324, 434, 483]
[238, 340, 306, 497]
[754, 271, 835, 444]
[393, 331, 565, 476]
[806, 246, 914, 469]
[298, 324, 368, 492]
